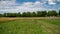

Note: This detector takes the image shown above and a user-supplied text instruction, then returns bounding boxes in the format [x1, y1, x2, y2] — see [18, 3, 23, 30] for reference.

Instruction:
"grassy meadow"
[0, 17, 60, 34]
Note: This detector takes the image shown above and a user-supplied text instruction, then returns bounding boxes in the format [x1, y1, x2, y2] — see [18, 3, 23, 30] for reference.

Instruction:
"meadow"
[0, 17, 60, 34]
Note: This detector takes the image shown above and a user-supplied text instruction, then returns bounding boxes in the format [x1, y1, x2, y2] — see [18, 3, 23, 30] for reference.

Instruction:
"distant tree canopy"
[47, 10, 57, 16]
[0, 10, 60, 17]
[0, 14, 2, 17]
[31, 12, 37, 17]
[59, 10, 60, 16]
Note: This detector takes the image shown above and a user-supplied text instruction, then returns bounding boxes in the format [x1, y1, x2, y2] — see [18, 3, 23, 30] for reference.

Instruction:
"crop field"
[0, 17, 60, 34]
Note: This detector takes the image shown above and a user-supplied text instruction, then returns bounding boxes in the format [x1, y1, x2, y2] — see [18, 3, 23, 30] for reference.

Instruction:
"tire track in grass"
[37, 20, 60, 34]
[33, 19, 47, 34]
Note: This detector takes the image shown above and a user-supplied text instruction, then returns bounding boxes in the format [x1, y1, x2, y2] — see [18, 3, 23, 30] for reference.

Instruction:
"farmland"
[0, 17, 60, 34]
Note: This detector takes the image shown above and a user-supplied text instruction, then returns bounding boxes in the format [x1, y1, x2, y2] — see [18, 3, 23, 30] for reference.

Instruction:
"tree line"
[0, 10, 60, 17]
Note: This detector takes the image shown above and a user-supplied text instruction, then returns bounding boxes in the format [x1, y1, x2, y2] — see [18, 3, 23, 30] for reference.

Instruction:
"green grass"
[0, 19, 60, 34]
[38, 19, 60, 26]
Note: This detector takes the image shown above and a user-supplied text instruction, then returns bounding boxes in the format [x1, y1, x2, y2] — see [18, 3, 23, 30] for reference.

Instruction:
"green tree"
[17, 12, 21, 17]
[0, 14, 2, 17]
[41, 11, 47, 17]
[22, 12, 27, 17]
[47, 10, 57, 16]
[3, 13, 7, 17]
[37, 11, 41, 17]
[5, 13, 18, 17]
[7, 13, 13, 17]
[26, 12, 31, 17]
[31, 12, 36, 17]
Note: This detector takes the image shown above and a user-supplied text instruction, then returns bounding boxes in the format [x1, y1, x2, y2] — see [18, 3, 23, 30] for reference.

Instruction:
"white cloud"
[0, 0, 59, 13]
[34, 1, 41, 5]
[0, 0, 46, 13]
[0, 0, 16, 6]
[21, 2, 34, 8]
[34, 1, 41, 7]
[14, 1, 46, 12]
[0, 0, 17, 13]
[48, 0, 56, 5]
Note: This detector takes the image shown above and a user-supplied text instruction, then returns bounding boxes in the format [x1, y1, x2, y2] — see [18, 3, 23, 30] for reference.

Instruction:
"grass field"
[0, 17, 60, 34]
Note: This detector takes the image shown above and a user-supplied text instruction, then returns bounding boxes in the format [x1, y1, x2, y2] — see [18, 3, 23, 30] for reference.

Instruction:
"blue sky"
[0, 0, 60, 13]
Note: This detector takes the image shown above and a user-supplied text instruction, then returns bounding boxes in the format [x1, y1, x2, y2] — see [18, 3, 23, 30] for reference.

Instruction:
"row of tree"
[0, 10, 60, 17]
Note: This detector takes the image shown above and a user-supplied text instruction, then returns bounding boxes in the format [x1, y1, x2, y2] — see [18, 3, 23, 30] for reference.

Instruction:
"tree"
[3, 13, 7, 17]
[31, 12, 36, 17]
[4, 13, 19, 17]
[47, 10, 57, 16]
[41, 11, 47, 17]
[1, 10, 58, 17]
[37, 11, 41, 17]
[26, 12, 31, 17]
[7, 13, 16, 17]
[59, 10, 60, 16]
[22, 12, 27, 17]
[18, 12, 21, 17]
[36, 11, 47, 17]
[0, 14, 2, 17]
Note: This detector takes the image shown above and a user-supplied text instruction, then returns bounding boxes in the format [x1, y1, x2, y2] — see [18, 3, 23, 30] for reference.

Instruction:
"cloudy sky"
[0, 0, 60, 13]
